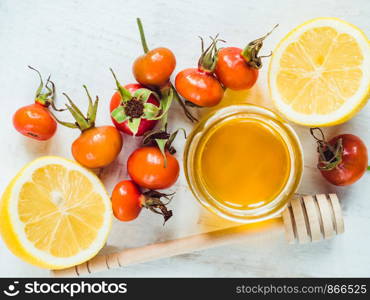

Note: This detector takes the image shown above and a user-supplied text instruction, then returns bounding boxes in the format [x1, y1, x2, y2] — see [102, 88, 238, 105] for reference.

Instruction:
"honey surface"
[199, 117, 290, 210]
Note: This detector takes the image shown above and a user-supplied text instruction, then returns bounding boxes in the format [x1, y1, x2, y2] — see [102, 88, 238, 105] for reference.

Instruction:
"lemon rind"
[0, 156, 112, 270]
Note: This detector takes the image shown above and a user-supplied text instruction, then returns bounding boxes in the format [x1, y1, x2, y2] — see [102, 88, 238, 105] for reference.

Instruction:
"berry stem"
[136, 18, 149, 54]
[170, 83, 198, 123]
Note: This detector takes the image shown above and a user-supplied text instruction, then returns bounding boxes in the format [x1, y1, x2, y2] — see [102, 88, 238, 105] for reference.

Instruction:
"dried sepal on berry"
[241, 24, 278, 69]
[56, 85, 99, 131]
[143, 127, 186, 167]
[28, 66, 64, 111]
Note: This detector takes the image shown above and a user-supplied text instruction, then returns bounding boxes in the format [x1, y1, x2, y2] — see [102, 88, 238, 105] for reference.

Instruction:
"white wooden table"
[0, 0, 369, 277]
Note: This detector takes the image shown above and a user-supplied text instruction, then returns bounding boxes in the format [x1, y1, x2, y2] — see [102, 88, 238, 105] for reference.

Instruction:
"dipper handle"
[53, 193, 344, 277]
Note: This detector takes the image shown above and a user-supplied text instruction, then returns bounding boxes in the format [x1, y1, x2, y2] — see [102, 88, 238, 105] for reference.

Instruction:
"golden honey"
[184, 104, 303, 223]
[199, 117, 291, 210]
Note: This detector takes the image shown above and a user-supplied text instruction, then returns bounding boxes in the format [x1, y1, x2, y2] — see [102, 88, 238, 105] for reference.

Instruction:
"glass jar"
[184, 104, 303, 223]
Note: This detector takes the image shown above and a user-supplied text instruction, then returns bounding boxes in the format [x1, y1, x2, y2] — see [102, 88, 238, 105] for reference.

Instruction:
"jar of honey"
[184, 104, 303, 223]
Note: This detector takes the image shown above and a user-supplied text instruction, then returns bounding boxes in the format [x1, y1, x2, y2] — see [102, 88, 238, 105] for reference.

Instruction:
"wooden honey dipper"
[53, 193, 344, 277]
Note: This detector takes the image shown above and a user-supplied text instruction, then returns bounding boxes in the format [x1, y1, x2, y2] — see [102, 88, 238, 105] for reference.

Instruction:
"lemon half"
[0, 156, 112, 270]
[269, 18, 370, 126]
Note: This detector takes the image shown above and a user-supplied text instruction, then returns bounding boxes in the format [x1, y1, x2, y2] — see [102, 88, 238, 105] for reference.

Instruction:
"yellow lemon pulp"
[198, 117, 291, 210]
[269, 18, 370, 126]
[0, 157, 112, 269]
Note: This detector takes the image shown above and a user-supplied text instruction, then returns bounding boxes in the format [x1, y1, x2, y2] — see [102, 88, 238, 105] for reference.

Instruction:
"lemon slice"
[269, 18, 370, 126]
[0, 156, 112, 269]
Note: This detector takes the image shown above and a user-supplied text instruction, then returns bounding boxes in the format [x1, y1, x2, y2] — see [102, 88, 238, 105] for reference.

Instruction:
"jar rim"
[183, 104, 304, 223]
